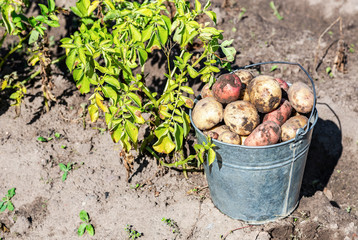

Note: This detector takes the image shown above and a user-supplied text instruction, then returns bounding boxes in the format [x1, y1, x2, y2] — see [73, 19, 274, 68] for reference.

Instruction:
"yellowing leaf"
[124, 120, 138, 143]
[95, 94, 109, 113]
[153, 135, 175, 154]
[88, 104, 99, 122]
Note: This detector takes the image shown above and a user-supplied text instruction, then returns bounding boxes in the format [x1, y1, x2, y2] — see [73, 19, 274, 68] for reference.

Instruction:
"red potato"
[244, 121, 281, 146]
[218, 131, 241, 144]
[288, 82, 314, 114]
[192, 97, 223, 130]
[201, 83, 214, 98]
[281, 115, 309, 142]
[263, 99, 292, 126]
[248, 75, 282, 113]
[212, 73, 242, 104]
[224, 100, 260, 136]
[275, 78, 289, 92]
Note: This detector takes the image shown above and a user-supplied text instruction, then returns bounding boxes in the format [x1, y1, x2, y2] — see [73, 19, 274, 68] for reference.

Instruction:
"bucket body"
[192, 109, 318, 224]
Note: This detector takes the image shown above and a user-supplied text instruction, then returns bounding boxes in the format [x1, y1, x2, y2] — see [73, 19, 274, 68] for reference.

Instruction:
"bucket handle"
[234, 61, 317, 141]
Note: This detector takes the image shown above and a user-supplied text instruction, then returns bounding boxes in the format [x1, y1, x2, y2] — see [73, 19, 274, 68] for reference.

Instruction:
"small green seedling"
[59, 163, 73, 181]
[346, 206, 352, 213]
[349, 44, 355, 53]
[326, 67, 334, 77]
[78, 210, 95, 237]
[270, 65, 278, 72]
[125, 224, 143, 239]
[162, 218, 180, 234]
[238, 7, 246, 21]
[0, 188, 16, 212]
[130, 183, 143, 190]
[270, 1, 283, 20]
[55, 132, 61, 139]
[37, 136, 53, 142]
[61, 145, 67, 149]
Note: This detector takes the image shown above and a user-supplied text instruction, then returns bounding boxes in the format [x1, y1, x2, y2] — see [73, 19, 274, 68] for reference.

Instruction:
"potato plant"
[0, 0, 63, 114]
[61, 0, 236, 171]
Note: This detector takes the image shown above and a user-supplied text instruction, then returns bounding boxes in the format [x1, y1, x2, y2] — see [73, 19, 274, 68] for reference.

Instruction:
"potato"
[240, 135, 248, 145]
[248, 75, 282, 113]
[218, 131, 241, 144]
[234, 69, 253, 85]
[287, 82, 314, 114]
[201, 83, 214, 98]
[281, 115, 309, 142]
[224, 100, 260, 136]
[263, 99, 292, 126]
[235, 70, 253, 102]
[244, 121, 281, 146]
[274, 78, 289, 92]
[192, 97, 223, 130]
[204, 124, 230, 139]
[212, 73, 242, 104]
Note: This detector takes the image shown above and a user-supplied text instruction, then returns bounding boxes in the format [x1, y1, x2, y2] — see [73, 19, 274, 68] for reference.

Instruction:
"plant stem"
[0, 32, 8, 49]
[0, 33, 30, 70]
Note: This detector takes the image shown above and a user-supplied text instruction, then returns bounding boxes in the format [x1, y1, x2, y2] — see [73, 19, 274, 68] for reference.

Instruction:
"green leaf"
[127, 92, 142, 107]
[70, 6, 83, 18]
[111, 125, 122, 143]
[141, 25, 153, 42]
[180, 86, 194, 95]
[29, 30, 40, 45]
[47, 0, 56, 12]
[102, 86, 118, 102]
[86, 224, 95, 236]
[205, 11, 217, 24]
[79, 210, 89, 222]
[195, 0, 202, 12]
[157, 25, 168, 45]
[182, 112, 190, 137]
[78, 223, 86, 236]
[37, 136, 47, 142]
[38, 4, 49, 15]
[161, 15, 171, 33]
[9, 92, 20, 100]
[221, 39, 234, 47]
[174, 124, 184, 151]
[103, 75, 120, 89]
[78, 48, 86, 65]
[136, 8, 152, 17]
[153, 135, 176, 154]
[187, 65, 199, 78]
[0, 203, 7, 212]
[221, 47, 236, 62]
[88, 104, 99, 122]
[76, 76, 91, 94]
[44, 20, 60, 28]
[7, 201, 14, 211]
[270, 65, 278, 72]
[129, 24, 141, 42]
[127, 105, 145, 124]
[137, 48, 148, 66]
[59, 163, 67, 171]
[77, 0, 90, 17]
[66, 49, 77, 72]
[35, 15, 46, 22]
[8, 188, 16, 198]
[204, 0, 211, 10]
[62, 172, 68, 182]
[124, 120, 138, 143]
[208, 148, 216, 165]
[146, 33, 161, 52]
[154, 125, 168, 139]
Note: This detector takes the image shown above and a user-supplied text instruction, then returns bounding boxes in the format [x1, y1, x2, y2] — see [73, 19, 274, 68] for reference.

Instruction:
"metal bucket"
[190, 61, 318, 224]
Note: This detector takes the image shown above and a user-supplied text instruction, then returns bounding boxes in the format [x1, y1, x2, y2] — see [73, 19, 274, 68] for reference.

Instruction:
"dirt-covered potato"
[248, 75, 282, 113]
[192, 97, 223, 130]
[204, 124, 230, 139]
[218, 131, 241, 144]
[234, 69, 254, 85]
[281, 115, 309, 142]
[275, 78, 290, 92]
[224, 100, 260, 136]
[235, 69, 253, 102]
[288, 82, 314, 114]
[244, 121, 281, 146]
[263, 99, 292, 126]
[201, 83, 214, 98]
[212, 73, 242, 104]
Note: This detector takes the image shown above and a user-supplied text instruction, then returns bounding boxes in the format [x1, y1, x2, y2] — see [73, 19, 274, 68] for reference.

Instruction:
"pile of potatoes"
[192, 70, 315, 146]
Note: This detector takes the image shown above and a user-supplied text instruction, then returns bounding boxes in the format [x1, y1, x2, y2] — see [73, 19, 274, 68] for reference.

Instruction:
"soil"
[1, 0, 358, 239]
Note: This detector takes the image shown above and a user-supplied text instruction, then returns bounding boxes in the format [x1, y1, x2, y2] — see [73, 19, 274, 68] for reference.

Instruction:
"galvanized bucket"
[190, 61, 318, 224]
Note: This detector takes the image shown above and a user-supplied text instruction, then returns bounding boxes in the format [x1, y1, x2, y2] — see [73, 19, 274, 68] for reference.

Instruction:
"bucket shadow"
[301, 103, 342, 198]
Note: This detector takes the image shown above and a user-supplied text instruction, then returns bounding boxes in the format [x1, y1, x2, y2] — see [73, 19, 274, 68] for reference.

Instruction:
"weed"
[125, 224, 143, 239]
[326, 66, 334, 77]
[346, 206, 352, 213]
[270, 1, 283, 20]
[78, 210, 95, 237]
[270, 65, 278, 72]
[0, 188, 16, 212]
[130, 183, 143, 190]
[162, 218, 180, 234]
[238, 7, 246, 21]
[59, 162, 73, 181]
[37, 136, 53, 142]
[55, 132, 61, 139]
[349, 44, 355, 53]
